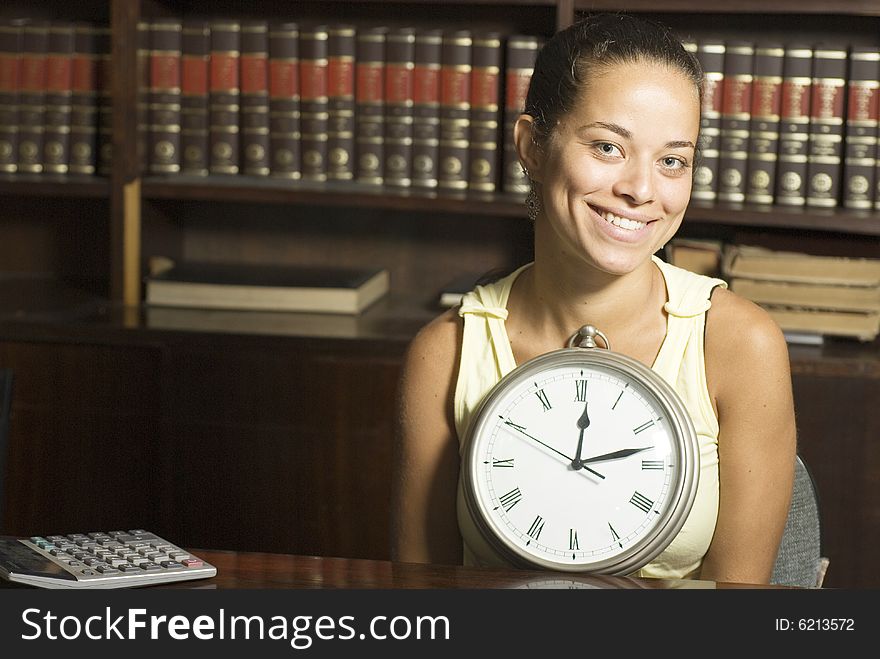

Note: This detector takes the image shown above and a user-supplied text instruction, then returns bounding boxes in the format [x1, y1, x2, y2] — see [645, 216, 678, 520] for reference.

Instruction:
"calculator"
[0, 529, 217, 589]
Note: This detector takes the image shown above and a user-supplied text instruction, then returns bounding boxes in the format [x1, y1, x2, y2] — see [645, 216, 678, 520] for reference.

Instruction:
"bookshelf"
[0, 0, 879, 588]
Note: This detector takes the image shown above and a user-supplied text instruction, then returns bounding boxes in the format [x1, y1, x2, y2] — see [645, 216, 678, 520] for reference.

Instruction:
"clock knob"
[568, 325, 611, 350]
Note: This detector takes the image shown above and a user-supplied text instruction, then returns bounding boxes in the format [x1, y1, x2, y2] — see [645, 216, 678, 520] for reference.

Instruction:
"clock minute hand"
[502, 421, 605, 480]
[571, 400, 590, 470]
[579, 446, 654, 466]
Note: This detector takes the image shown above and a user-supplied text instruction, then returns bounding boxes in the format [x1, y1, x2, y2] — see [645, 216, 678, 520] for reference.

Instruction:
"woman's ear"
[513, 114, 543, 182]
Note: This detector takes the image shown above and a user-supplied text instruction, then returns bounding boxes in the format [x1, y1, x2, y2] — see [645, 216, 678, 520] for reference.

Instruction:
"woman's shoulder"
[404, 308, 462, 371]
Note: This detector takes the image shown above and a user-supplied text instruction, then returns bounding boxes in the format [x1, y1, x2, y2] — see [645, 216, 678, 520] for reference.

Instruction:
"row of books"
[134, 18, 542, 195]
[689, 39, 880, 211]
[0, 20, 111, 176]
[667, 239, 880, 342]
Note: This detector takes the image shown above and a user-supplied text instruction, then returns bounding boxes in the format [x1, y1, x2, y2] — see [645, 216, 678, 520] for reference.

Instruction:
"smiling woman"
[391, 13, 797, 586]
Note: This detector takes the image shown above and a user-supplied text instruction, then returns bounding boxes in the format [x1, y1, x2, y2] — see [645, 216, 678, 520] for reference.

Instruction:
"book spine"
[805, 44, 848, 208]
[438, 29, 471, 193]
[744, 43, 784, 205]
[95, 26, 112, 175]
[68, 23, 100, 175]
[384, 27, 415, 188]
[843, 47, 880, 210]
[209, 20, 240, 175]
[299, 25, 328, 182]
[0, 19, 25, 173]
[240, 20, 270, 176]
[717, 41, 754, 203]
[135, 20, 149, 173]
[147, 18, 182, 175]
[327, 24, 356, 181]
[692, 41, 725, 202]
[774, 45, 813, 207]
[411, 28, 441, 189]
[502, 35, 539, 194]
[180, 20, 210, 176]
[268, 21, 300, 180]
[43, 22, 75, 174]
[467, 31, 502, 192]
[355, 26, 386, 185]
[17, 21, 48, 174]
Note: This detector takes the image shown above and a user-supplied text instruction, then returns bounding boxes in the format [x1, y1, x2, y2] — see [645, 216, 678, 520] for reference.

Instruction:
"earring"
[525, 187, 541, 222]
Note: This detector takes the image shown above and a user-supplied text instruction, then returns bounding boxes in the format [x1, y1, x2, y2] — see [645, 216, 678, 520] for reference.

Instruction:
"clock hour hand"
[502, 420, 605, 479]
[579, 446, 654, 466]
[571, 400, 590, 470]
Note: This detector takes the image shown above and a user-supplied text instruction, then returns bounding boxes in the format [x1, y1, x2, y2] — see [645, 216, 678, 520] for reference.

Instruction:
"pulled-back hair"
[525, 13, 703, 145]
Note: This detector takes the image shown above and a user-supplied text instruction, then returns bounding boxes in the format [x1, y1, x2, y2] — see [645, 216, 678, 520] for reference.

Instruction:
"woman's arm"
[700, 287, 797, 584]
[390, 310, 464, 565]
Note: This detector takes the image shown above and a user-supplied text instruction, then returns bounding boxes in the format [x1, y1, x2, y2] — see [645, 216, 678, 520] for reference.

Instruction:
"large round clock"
[460, 325, 699, 575]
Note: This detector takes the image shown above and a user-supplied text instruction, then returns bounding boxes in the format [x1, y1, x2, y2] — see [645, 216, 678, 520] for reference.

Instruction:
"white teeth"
[599, 210, 646, 231]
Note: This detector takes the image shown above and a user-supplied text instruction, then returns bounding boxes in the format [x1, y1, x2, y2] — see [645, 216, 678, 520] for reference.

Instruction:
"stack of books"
[722, 245, 880, 342]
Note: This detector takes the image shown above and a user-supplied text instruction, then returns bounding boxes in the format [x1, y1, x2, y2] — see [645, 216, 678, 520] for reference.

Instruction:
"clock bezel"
[461, 346, 700, 575]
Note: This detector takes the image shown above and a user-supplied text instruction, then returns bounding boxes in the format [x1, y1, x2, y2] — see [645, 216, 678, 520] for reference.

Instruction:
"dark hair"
[524, 13, 703, 145]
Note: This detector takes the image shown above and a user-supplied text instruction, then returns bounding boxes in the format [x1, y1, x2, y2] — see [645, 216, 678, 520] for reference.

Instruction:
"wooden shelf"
[685, 202, 880, 236]
[573, 0, 880, 16]
[0, 175, 110, 199]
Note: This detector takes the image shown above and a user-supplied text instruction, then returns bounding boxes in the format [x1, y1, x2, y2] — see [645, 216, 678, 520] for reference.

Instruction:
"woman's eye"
[595, 142, 621, 157]
[661, 156, 688, 170]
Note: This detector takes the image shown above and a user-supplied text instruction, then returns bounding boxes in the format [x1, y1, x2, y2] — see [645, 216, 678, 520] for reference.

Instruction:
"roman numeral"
[569, 528, 579, 551]
[497, 488, 523, 512]
[608, 523, 622, 548]
[527, 515, 545, 540]
[574, 379, 588, 402]
[629, 491, 654, 514]
[535, 386, 552, 411]
[491, 458, 514, 468]
[633, 420, 655, 435]
[641, 460, 664, 470]
[612, 385, 627, 410]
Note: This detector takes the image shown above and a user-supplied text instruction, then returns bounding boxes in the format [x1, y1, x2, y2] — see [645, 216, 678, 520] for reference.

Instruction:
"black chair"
[0, 369, 12, 533]
[770, 454, 829, 588]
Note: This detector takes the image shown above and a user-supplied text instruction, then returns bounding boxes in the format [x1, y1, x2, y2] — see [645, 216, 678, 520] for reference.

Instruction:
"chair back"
[771, 454, 829, 588]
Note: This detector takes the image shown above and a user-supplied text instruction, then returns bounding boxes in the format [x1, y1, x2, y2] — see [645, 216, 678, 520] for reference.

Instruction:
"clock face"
[461, 348, 698, 575]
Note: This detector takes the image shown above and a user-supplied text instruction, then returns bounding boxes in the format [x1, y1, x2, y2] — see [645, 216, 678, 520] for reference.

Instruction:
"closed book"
[384, 27, 415, 188]
[240, 20, 270, 176]
[147, 18, 182, 175]
[43, 22, 75, 174]
[411, 28, 442, 189]
[299, 24, 329, 181]
[502, 35, 540, 194]
[692, 41, 725, 202]
[146, 305, 362, 338]
[268, 21, 300, 180]
[664, 238, 724, 278]
[355, 26, 386, 185]
[730, 278, 880, 313]
[759, 307, 879, 342]
[774, 45, 813, 206]
[95, 26, 112, 175]
[722, 245, 880, 286]
[145, 260, 390, 314]
[209, 20, 241, 175]
[843, 47, 880, 210]
[0, 19, 26, 173]
[135, 20, 149, 173]
[68, 23, 100, 175]
[180, 20, 210, 176]
[17, 21, 48, 174]
[744, 43, 784, 205]
[327, 24, 356, 181]
[805, 44, 848, 208]
[717, 41, 754, 203]
[438, 29, 471, 193]
[467, 32, 502, 192]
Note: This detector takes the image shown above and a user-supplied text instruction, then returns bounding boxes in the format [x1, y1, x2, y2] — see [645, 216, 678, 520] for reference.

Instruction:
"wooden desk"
[177, 549, 788, 589]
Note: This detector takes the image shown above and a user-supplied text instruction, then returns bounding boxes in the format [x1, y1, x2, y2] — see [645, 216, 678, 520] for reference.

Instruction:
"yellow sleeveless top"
[454, 256, 727, 579]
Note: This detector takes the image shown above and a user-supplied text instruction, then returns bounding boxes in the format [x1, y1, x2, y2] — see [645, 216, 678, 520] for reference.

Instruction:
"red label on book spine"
[848, 83, 878, 121]
[440, 69, 469, 105]
[46, 55, 72, 93]
[210, 53, 238, 92]
[385, 63, 412, 104]
[20, 55, 46, 92]
[328, 59, 354, 97]
[413, 66, 439, 104]
[182, 57, 208, 95]
[151, 54, 180, 90]
[750, 79, 781, 117]
[810, 81, 845, 120]
[241, 53, 267, 93]
[505, 70, 531, 111]
[471, 69, 498, 109]
[780, 80, 810, 118]
[269, 60, 298, 98]
[721, 78, 752, 115]
[702, 77, 724, 116]
[0, 55, 19, 92]
[356, 63, 383, 103]
[71, 55, 96, 92]
[300, 61, 326, 100]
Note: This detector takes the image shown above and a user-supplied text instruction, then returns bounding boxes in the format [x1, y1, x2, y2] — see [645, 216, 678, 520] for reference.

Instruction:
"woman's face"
[534, 59, 700, 276]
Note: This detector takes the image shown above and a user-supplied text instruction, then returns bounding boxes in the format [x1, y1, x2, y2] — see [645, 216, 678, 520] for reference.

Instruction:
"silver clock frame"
[461, 344, 700, 576]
